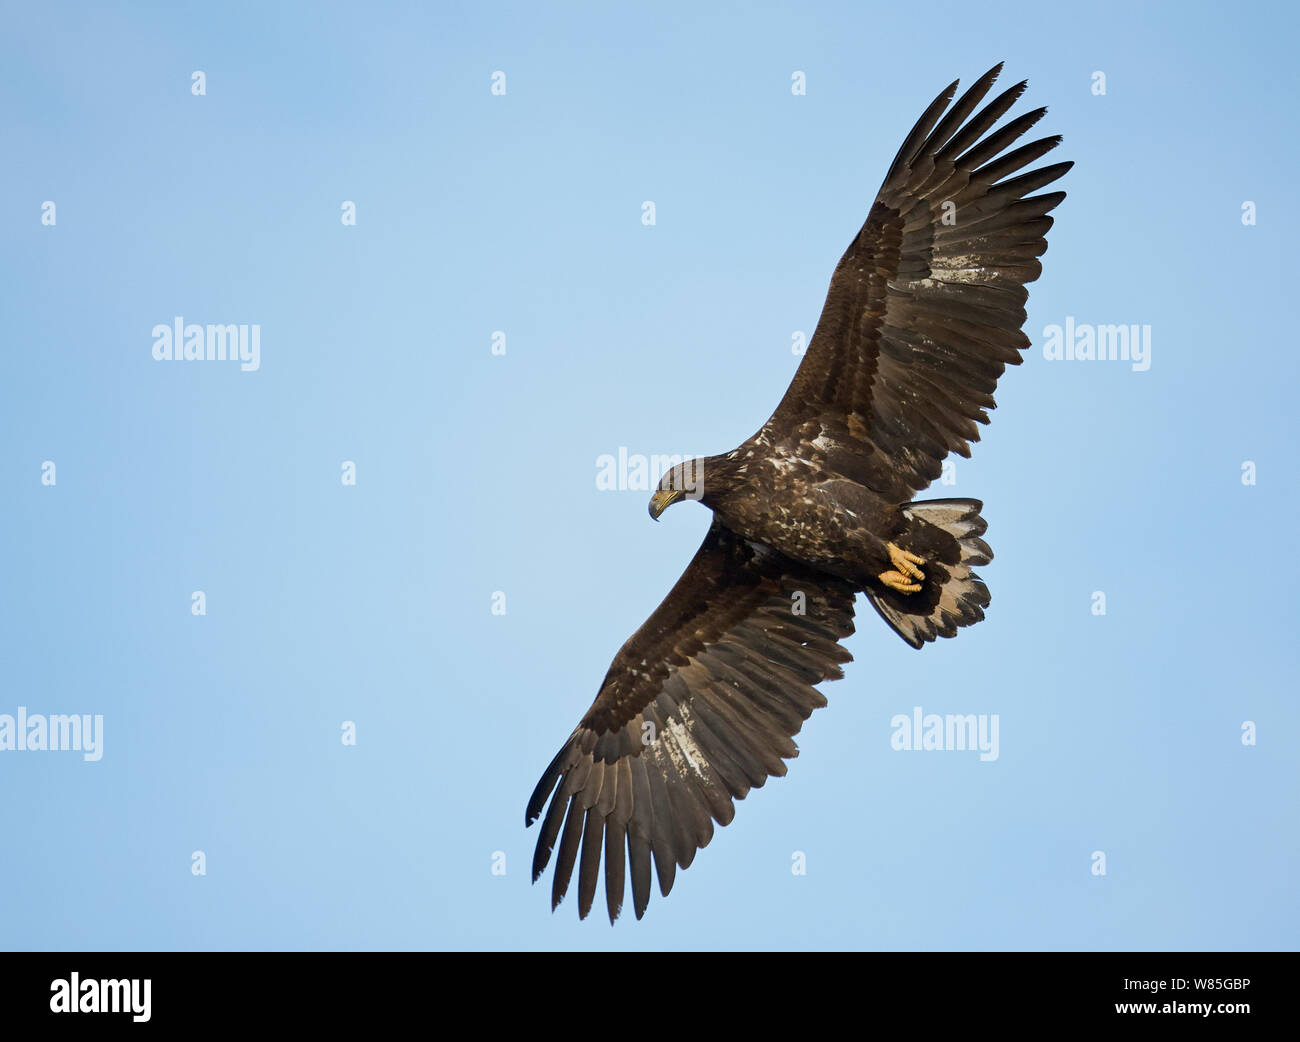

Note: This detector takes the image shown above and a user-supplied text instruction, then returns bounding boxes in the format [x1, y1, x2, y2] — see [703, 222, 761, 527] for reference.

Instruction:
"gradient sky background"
[1, 0, 1296, 951]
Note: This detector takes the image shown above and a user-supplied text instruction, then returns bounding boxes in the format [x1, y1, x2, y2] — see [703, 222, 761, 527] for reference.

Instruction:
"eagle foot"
[880, 543, 926, 594]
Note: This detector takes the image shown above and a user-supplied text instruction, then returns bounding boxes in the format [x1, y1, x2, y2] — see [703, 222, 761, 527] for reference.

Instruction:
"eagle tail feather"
[867, 498, 992, 649]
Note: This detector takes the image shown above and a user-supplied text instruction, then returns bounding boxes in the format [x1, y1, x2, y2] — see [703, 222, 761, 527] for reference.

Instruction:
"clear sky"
[1, 0, 1296, 951]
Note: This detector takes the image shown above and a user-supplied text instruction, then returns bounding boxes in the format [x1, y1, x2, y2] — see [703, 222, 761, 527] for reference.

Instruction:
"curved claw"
[879, 569, 922, 594]
[886, 542, 926, 584]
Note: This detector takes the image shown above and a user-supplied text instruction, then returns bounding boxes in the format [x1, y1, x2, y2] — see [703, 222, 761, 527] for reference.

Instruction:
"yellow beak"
[648, 489, 683, 520]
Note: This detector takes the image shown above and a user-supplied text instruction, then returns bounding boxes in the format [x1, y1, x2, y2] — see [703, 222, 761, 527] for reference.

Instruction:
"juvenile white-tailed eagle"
[527, 64, 1070, 922]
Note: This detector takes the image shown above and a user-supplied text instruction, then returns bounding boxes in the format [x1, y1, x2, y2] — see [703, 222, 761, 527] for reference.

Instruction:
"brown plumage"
[527, 63, 1070, 921]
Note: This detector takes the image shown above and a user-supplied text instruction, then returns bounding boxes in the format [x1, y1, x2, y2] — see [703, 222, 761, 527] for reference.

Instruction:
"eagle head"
[649, 459, 706, 520]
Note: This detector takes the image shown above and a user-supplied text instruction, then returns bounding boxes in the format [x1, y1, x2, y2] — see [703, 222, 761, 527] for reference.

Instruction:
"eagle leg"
[879, 543, 926, 594]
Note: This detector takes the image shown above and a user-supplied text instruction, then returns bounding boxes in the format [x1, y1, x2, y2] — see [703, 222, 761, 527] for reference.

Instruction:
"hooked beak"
[648, 489, 683, 521]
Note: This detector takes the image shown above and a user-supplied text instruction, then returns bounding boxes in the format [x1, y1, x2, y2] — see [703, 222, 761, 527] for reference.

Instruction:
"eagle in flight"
[527, 64, 1070, 922]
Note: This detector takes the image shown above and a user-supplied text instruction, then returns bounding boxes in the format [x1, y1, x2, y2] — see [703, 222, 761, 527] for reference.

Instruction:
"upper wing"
[526, 520, 857, 922]
[754, 63, 1071, 502]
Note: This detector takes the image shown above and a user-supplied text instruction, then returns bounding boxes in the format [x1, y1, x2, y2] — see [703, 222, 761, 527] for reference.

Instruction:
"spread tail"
[868, 498, 992, 649]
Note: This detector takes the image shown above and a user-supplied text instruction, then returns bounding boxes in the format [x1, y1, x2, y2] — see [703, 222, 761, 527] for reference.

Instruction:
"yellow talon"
[886, 542, 926, 582]
[879, 570, 921, 594]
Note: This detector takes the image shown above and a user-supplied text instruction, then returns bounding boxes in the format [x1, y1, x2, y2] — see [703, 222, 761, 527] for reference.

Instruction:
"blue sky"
[1, 0, 1296, 950]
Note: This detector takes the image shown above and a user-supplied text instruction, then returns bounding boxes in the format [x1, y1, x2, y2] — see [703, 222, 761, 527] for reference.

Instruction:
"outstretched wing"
[526, 520, 857, 922]
[755, 62, 1071, 502]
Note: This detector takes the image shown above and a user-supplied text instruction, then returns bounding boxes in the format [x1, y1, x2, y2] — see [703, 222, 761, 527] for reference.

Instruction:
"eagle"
[527, 63, 1070, 922]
